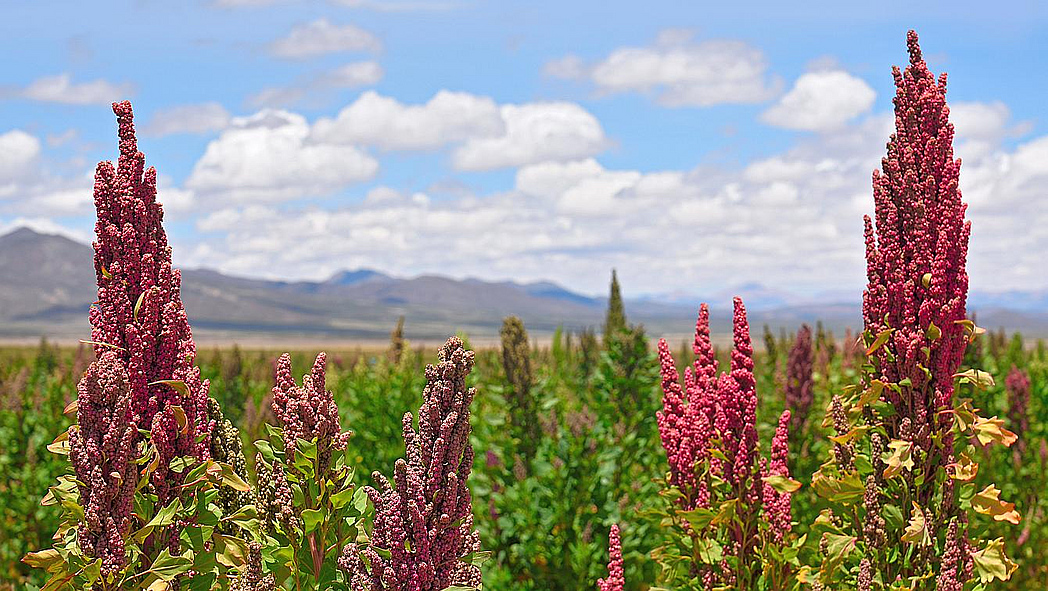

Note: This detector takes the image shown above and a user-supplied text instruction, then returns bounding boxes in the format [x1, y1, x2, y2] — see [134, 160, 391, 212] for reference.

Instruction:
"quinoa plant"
[597, 524, 625, 591]
[652, 299, 800, 589]
[24, 101, 252, 590]
[339, 337, 485, 590]
[501, 316, 539, 460]
[253, 352, 363, 589]
[805, 32, 1019, 589]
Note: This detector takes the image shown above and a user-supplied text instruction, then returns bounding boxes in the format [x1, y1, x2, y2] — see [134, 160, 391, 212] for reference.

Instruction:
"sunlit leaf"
[761, 474, 802, 494]
[881, 440, 914, 480]
[972, 538, 1017, 582]
[973, 416, 1018, 447]
[901, 502, 930, 546]
[972, 485, 1021, 524]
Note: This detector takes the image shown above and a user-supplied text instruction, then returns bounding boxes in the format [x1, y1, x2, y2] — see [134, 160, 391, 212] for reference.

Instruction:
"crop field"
[1, 23, 1046, 591]
[2, 318, 1046, 590]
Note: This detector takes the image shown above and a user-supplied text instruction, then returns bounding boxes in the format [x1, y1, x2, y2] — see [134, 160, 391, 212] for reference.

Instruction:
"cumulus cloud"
[185, 98, 1048, 296]
[452, 102, 609, 171]
[313, 91, 607, 170]
[142, 102, 231, 137]
[312, 90, 504, 150]
[19, 73, 134, 105]
[185, 109, 378, 203]
[546, 30, 781, 107]
[761, 70, 876, 132]
[0, 130, 42, 183]
[270, 19, 381, 58]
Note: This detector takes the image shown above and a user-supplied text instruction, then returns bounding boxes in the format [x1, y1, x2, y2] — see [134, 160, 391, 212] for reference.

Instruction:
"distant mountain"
[2, 227, 1046, 343]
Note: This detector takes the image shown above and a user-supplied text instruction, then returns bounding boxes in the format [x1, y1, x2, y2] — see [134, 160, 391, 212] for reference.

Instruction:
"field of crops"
[2, 317, 1046, 590]
[1, 29, 1046, 591]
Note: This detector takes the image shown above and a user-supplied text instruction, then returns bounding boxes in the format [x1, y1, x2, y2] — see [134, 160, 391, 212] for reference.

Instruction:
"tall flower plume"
[501, 316, 539, 459]
[340, 337, 481, 590]
[784, 324, 814, 431]
[656, 304, 717, 509]
[68, 351, 137, 576]
[89, 101, 213, 502]
[271, 352, 352, 474]
[1005, 366, 1030, 452]
[863, 30, 970, 427]
[655, 298, 795, 585]
[597, 524, 625, 591]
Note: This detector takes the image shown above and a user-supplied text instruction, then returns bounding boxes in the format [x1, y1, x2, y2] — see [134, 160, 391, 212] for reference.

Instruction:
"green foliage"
[2, 331, 1045, 589]
[603, 270, 627, 347]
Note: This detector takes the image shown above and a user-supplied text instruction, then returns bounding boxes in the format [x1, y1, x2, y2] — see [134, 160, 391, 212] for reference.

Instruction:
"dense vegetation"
[2, 319, 1046, 589]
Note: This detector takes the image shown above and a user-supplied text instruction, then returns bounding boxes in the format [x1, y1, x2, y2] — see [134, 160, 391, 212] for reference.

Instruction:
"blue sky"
[1, 1, 1046, 298]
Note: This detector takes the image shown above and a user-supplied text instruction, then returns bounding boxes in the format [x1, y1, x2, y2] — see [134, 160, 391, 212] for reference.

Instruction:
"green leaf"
[761, 474, 802, 494]
[134, 499, 183, 544]
[351, 485, 368, 514]
[678, 507, 717, 532]
[821, 533, 856, 573]
[302, 509, 323, 534]
[925, 321, 941, 340]
[331, 486, 357, 510]
[216, 462, 251, 492]
[149, 549, 193, 580]
[865, 328, 893, 356]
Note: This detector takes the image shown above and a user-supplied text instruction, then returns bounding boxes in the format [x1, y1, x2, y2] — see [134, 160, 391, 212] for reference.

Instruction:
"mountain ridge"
[2, 227, 1046, 342]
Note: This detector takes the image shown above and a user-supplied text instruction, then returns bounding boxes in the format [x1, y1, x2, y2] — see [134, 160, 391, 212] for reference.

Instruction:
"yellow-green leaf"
[866, 329, 893, 356]
[925, 321, 941, 340]
[901, 502, 930, 545]
[47, 429, 71, 456]
[972, 485, 1021, 524]
[973, 416, 1018, 447]
[954, 369, 995, 390]
[949, 453, 979, 482]
[854, 380, 885, 410]
[811, 470, 864, 504]
[972, 538, 1017, 583]
[22, 548, 62, 570]
[881, 440, 914, 480]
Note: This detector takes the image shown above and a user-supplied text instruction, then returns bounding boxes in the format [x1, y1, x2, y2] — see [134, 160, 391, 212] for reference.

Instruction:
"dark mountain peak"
[0, 226, 84, 248]
[324, 268, 388, 286]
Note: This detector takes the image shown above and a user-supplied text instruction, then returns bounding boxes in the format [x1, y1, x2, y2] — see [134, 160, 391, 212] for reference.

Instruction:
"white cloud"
[452, 102, 608, 171]
[181, 99, 1048, 297]
[312, 91, 607, 170]
[0, 130, 41, 182]
[319, 61, 384, 87]
[761, 70, 876, 132]
[21, 73, 134, 105]
[312, 90, 504, 150]
[270, 19, 381, 58]
[548, 30, 781, 107]
[142, 102, 231, 137]
[246, 87, 307, 110]
[185, 109, 378, 203]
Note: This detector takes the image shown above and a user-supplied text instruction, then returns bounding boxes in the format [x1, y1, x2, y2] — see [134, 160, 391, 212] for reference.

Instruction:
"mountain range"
[2, 227, 1047, 344]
